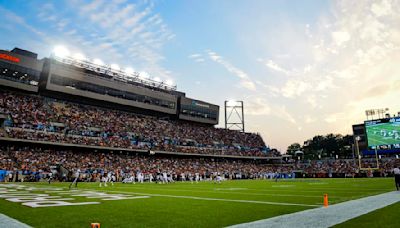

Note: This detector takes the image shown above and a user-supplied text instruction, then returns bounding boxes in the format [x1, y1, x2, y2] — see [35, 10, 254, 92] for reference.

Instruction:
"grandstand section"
[0, 46, 267, 158]
[0, 47, 219, 124]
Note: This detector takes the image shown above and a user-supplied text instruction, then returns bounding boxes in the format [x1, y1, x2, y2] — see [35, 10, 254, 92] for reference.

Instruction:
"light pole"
[224, 100, 245, 132]
[355, 136, 362, 169]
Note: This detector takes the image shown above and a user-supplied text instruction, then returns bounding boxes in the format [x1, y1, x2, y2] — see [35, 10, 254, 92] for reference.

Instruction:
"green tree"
[286, 143, 301, 156]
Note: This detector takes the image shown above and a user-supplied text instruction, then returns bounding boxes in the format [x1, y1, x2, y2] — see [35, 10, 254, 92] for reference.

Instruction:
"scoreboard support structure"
[356, 137, 379, 171]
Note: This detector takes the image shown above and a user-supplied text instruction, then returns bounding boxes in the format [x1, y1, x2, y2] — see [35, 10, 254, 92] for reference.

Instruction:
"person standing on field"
[394, 166, 400, 191]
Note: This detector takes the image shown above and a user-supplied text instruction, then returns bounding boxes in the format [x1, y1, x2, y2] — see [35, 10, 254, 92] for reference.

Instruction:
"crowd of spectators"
[293, 158, 399, 178]
[0, 91, 268, 157]
[0, 146, 280, 182]
[1, 146, 399, 183]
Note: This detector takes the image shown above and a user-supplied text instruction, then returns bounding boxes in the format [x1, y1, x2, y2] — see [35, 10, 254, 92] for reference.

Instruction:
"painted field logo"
[0, 184, 149, 208]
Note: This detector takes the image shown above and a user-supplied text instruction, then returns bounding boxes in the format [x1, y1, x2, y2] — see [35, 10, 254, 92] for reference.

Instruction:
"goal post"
[355, 139, 380, 171]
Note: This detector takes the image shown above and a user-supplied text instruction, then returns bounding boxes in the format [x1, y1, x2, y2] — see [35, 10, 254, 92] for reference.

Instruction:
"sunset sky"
[1, 0, 399, 151]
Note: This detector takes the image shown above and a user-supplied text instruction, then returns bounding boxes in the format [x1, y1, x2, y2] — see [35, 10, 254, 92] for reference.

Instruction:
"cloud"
[281, 79, 312, 98]
[245, 96, 296, 125]
[264, 59, 291, 75]
[189, 53, 205, 63]
[241, 0, 400, 150]
[206, 50, 256, 91]
[371, 0, 392, 17]
[332, 30, 350, 46]
[30, 0, 176, 81]
[245, 97, 271, 115]
[0, 6, 44, 37]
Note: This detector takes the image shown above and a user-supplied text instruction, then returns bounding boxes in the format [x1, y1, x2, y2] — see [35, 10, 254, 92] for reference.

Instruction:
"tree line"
[286, 134, 354, 159]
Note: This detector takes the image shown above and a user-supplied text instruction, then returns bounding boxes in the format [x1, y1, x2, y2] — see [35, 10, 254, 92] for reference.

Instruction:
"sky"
[0, 0, 399, 152]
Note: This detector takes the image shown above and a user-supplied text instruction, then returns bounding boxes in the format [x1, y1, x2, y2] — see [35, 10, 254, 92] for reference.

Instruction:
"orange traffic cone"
[323, 194, 329, 207]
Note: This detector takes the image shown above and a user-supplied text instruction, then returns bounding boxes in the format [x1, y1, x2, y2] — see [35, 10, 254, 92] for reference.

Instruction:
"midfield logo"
[0, 184, 149, 208]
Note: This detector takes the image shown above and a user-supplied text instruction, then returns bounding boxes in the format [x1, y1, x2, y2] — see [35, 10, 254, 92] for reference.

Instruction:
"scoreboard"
[365, 117, 400, 149]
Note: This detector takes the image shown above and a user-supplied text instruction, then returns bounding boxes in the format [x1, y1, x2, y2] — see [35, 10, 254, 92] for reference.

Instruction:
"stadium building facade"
[0, 47, 219, 125]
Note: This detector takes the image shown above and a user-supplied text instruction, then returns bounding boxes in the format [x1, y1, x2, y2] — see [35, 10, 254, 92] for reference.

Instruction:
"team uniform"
[137, 172, 144, 183]
[48, 172, 53, 184]
[69, 169, 80, 189]
[215, 173, 222, 184]
[162, 172, 168, 184]
[394, 167, 400, 191]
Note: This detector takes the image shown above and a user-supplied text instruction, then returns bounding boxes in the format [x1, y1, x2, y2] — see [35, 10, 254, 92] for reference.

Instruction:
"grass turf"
[0, 178, 397, 228]
[334, 202, 400, 228]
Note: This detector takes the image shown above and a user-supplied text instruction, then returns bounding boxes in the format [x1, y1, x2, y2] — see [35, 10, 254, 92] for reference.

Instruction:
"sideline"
[80, 188, 319, 207]
[0, 214, 32, 228]
[228, 191, 400, 228]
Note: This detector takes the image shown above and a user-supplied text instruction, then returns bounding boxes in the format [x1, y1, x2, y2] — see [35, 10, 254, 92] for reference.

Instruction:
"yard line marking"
[0, 213, 32, 228]
[115, 185, 337, 198]
[80, 188, 319, 207]
[228, 191, 400, 228]
[116, 183, 385, 193]
[102, 196, 150, 201]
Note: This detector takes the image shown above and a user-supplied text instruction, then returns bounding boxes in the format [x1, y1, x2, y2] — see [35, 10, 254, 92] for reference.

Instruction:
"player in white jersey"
[107, 172, 113, 185]
[100, 173, 108, 187]
[187, 173, 192, 183]
[168, 173, 174, 183]
[162, 172, 168, 184]
[195, 173, 200, 183]
[215, 172, 222, 184]
[148, 173, 153, 183]
[137, 172, 144, 183]
[69, 169, 80, 189]
[48, 172, 53, 184]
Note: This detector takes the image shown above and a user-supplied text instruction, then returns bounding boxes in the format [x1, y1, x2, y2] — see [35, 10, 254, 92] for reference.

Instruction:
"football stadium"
[1, 1, 400, 227]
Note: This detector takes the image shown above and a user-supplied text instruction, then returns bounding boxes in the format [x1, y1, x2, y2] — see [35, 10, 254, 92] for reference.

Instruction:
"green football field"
[0, 178, 398, 228]
[366, 123, 400, 146]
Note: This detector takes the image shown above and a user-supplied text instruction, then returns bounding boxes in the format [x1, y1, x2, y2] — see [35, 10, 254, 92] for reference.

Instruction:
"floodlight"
[53, 46, 70, 58]
[93, 58, 104, 66]
[110, 64, 120, 71]
[73, 53, 85, 61]
[227, 100, 237, 106]
[165, 79, 174, 86]
[139, 71, 149, 79]
[154, 77, 161, 82]
[125, 67, 135, 75]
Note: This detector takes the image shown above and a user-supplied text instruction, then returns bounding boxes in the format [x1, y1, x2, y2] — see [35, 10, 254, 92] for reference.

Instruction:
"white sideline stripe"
[82, 189, 319, 207]
[116, 185, 332, 198]
[0, 214, 32, 228]
[228, 191, 400, 228]
[103, 196, 151, 201]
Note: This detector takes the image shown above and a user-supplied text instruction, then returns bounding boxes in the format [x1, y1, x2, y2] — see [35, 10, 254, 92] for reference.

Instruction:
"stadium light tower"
[73, 53, 86, 61]
[93, 58, 104, 66]
[166, 79, 174, 86]
[224, 100, 245, 132]
[53, 46, 70, 58]
[110, 64, 120, 71]
[125, 67, 135, 75]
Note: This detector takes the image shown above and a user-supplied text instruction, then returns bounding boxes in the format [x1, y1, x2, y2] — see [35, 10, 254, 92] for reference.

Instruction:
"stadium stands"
[0, 146, 279, 182]
[0, 90, 267, 157]
[1, 145, 398, 183]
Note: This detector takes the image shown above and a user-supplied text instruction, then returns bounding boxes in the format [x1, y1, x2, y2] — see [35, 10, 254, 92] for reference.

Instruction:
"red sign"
[0, 53, 20, 63]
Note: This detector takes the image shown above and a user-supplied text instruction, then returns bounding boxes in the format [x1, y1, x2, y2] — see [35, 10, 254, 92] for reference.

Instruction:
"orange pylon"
[91, 223, 100, 228]
[323, 194, 329, 207]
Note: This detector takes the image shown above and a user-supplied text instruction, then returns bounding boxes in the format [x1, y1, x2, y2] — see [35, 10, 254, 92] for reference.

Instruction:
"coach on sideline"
[394, 165, 400, 191]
